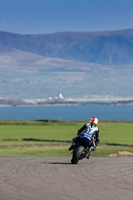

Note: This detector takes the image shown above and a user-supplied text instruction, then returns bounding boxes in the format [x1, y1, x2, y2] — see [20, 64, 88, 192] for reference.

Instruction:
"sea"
[0, 104, 133, 121]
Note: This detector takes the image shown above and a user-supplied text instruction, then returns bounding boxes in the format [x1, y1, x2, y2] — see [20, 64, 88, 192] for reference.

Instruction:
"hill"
[1, 29, 133, 66]
[0, 29, 133, 99]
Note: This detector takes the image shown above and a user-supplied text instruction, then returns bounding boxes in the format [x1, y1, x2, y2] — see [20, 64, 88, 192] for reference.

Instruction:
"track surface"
[0, 157, 132, 200]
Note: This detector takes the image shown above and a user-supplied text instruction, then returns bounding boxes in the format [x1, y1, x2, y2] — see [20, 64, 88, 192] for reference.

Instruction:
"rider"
[69, 117, 100, 157]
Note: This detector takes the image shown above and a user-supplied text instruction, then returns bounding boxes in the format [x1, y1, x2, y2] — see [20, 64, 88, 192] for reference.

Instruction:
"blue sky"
[0, 0, 133, 34]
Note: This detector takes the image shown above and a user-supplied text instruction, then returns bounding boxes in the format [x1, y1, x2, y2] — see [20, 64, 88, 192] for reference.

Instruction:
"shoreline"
[0, 102, 133, 107]
[1, 97, 133, 107]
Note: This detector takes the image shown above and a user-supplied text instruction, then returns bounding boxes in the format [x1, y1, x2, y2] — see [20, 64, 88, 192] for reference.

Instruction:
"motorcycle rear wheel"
[71, 146, 85, 164]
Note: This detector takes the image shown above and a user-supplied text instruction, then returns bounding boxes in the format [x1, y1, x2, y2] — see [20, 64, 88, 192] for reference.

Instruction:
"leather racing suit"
[77, 122, 100, 151]
[68, 122, 100, 153]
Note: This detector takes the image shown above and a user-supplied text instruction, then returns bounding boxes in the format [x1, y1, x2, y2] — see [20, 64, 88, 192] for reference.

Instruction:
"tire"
[71, 146, 85, 164]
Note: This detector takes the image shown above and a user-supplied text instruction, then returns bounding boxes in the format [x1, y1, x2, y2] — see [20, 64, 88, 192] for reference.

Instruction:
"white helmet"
[90, 117, 98, 125]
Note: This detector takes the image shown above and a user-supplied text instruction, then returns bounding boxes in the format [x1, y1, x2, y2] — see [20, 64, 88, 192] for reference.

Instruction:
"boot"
[90, 146, 96, 152]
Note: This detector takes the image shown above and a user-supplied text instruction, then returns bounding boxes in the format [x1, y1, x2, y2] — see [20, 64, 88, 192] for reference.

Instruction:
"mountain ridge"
[0, 28, 133, 66]
[0, 29, 133, 99]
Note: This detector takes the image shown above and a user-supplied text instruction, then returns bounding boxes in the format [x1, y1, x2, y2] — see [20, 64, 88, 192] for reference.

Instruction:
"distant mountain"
[0, 29, 133, 99]
[0, 29, 133, 66]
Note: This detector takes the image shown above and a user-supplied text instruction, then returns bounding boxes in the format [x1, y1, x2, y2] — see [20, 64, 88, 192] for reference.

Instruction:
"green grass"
[0, 120, 133, 157]
[99, 122, 133, 144]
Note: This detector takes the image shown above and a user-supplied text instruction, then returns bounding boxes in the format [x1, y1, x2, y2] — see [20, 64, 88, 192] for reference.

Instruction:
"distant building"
[59, 93, 64, 99]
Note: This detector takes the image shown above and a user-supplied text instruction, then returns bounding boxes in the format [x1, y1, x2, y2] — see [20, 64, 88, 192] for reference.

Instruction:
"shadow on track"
[46, 162, 72, 165]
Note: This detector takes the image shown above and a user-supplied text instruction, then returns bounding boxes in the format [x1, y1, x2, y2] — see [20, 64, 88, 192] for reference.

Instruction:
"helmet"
[90, 117, 98, 125]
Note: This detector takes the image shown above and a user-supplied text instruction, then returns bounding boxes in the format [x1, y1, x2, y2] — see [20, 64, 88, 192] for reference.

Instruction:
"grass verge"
[0, 119, 132, 157]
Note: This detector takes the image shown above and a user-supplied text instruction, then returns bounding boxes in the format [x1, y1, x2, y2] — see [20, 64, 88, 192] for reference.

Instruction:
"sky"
[0, 0, 133, 34]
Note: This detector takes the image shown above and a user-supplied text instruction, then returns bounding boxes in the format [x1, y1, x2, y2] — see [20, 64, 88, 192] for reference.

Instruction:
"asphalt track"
[0, 157, 132, 200]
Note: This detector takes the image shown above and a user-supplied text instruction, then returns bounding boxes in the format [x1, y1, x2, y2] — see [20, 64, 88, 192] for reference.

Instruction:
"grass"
[0, 120, 133, 157]
[99, 122, 133, 144]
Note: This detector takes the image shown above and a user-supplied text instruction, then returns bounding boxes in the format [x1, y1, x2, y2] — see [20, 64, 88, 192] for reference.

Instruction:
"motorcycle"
[70, 135, 96, 164]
